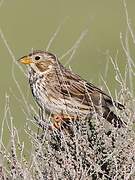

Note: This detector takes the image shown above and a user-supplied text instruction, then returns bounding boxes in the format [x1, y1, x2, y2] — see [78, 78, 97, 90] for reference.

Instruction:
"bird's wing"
[59, 68, 124, 110]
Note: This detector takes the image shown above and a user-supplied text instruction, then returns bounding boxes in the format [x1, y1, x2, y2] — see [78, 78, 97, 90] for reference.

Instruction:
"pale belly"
[29, 72, 91, 118]
[31, 82, 90, 117]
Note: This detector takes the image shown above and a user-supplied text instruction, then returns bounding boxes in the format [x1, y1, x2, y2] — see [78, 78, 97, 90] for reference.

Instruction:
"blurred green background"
[0, 0, 135, 145]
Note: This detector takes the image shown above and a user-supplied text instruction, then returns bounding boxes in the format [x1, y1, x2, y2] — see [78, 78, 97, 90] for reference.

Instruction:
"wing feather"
[57, 68, 124, 110]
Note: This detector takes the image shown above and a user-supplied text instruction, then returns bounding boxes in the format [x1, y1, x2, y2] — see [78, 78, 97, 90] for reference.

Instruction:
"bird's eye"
[34, 56, 41, 60]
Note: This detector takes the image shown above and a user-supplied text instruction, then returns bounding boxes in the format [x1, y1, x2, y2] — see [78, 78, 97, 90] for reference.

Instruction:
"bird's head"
[19, 50, 57, 73]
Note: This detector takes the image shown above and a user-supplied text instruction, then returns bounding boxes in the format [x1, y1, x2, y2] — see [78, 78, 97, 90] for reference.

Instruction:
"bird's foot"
[52, 114, 80, 136]
[52, 114, 64, 129]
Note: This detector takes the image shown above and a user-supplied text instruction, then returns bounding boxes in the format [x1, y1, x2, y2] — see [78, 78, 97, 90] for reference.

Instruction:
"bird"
[19, 50, 124, 130]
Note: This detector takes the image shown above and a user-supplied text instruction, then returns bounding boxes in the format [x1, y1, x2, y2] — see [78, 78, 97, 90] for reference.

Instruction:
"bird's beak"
[19, 56, 33, 64]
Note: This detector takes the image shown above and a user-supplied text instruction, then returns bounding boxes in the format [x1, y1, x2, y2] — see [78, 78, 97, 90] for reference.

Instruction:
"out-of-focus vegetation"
[0, 0, 135, 137]
[0, 0, 135, 179]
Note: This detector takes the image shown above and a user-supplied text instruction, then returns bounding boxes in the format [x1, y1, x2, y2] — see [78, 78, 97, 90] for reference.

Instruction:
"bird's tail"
[103, 108, 124, 128]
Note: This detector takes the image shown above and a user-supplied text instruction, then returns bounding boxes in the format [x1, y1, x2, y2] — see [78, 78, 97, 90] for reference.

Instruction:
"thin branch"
[60, 29, 88, 65]
[123, 0, 135, 45]
[46, 17, 69, 51]
[0, 28, 27, 76]
[0, 94, 9, 152]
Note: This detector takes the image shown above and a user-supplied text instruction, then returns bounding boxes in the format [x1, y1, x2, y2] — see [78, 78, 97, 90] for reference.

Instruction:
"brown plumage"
[19, 50, 124, 129]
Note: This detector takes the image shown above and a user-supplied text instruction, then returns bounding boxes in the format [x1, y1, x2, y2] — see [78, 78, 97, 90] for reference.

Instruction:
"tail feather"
[105, 98, 125, 110]
[114, 101, 125, 110]
[103, 108, 123, 128]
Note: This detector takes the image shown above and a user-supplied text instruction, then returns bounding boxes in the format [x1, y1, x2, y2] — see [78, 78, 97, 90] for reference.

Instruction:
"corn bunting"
[19, 50, 124, 129]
